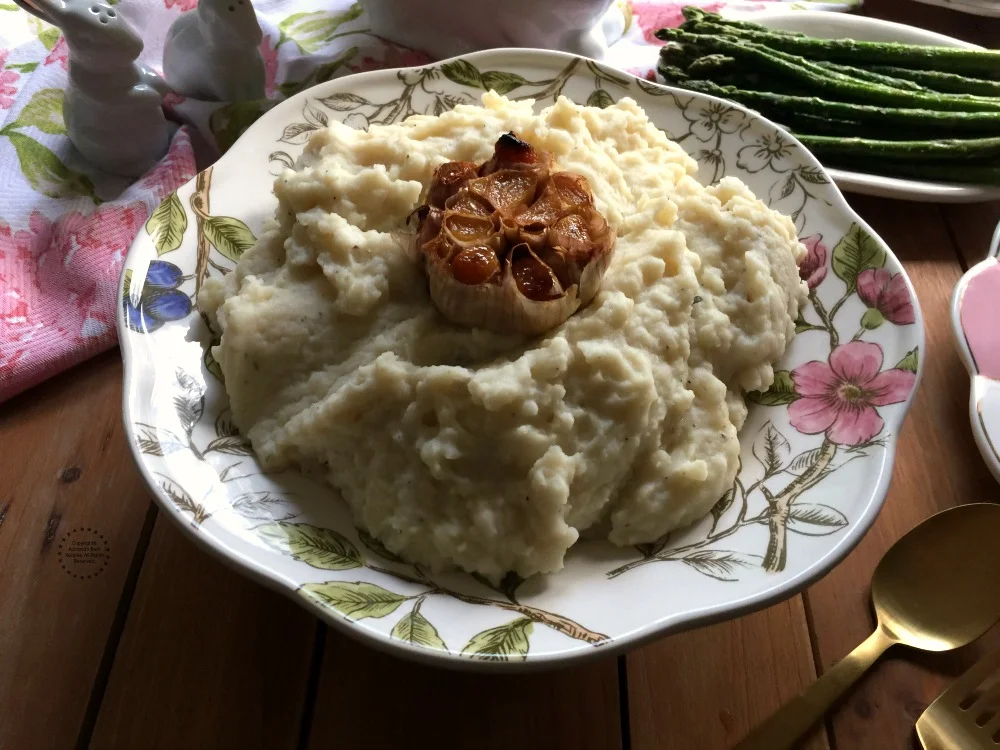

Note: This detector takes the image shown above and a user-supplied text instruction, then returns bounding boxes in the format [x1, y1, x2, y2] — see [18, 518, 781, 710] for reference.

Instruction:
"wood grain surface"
[2, 5, 999, 750]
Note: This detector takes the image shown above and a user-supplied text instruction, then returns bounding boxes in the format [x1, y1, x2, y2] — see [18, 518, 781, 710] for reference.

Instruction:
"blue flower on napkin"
[123, 260, 192, 333]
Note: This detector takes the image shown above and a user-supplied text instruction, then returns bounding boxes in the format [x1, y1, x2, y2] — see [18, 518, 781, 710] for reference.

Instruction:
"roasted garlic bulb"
[414, 132, 616, 336]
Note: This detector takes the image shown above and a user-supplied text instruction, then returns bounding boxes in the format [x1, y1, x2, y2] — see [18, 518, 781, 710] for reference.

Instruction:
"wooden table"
[3, 3, 1000, 748]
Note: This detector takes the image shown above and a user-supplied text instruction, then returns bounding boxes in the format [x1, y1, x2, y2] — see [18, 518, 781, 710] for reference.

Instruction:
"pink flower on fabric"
[631, 1, 726, 44]
[0, 49, 21, 109]
[798, 234, 828, 290]
[44, 35, 69, 70]
[856, 268, 915, 326]
[260, 35, 279, 97]
[136, 126, 197, 195]
[0, 204, 148, 397]
[788, 341, 915, 445]
[161, 91, 187, 112]
[164, 0, 197, 11]
[349, 44, 433, 74]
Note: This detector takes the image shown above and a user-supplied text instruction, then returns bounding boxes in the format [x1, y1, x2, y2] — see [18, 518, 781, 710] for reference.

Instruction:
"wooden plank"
[802, 194, 1000, 749]
[627, 598, 828, 750]
[305, 633, 622, 750]
[88, 518, 316, 750]
[0, 352, 153, 750]
[942, 201, 1000, 270]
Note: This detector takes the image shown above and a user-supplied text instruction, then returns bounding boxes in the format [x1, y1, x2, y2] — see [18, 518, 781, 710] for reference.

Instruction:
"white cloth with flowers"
[0, 0, 858, 403]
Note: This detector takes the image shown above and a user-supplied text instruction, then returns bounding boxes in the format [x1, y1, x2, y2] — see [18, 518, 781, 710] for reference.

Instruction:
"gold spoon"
[736, 502, 1000, 750]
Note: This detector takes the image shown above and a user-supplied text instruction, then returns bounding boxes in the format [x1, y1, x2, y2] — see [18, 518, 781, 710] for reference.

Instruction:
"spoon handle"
[734, 625, 895, 750]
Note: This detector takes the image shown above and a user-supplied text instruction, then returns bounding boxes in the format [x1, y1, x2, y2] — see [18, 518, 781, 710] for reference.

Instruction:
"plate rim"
[118, 46, 926, 670]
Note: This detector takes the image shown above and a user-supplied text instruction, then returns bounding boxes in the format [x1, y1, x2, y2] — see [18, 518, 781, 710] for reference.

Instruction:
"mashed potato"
[200, 93, 807, 581]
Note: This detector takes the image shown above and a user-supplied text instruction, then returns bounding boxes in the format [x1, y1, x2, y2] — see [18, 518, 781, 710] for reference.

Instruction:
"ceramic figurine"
[362, 0, 625, 60]
[14, 0, 169, 178]
[163, 0, 265, 102]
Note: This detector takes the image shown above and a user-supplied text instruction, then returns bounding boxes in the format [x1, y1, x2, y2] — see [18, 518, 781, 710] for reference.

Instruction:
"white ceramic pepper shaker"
[13, 0, 170, 178]
[163, 0, 265, 102]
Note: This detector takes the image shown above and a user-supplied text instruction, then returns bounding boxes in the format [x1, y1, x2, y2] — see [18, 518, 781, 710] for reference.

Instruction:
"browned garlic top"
[414, 132, 616, 336]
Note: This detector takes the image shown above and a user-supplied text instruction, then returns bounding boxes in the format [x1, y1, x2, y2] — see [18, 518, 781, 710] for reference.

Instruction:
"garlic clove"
[442, 212, 499, 247]
[450, 245, 501, 286]
[479, 132, 553, 179]
[468, 170, 538, 217]
[445, 191, 494, 217]
[428, 161, 479, 207]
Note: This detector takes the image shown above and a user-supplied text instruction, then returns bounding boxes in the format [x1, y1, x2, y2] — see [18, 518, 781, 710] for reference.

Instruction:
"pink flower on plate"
[44, 35, 69, 70]
[260, 35, 279, 97]
[0, 49, 21, 109]
[164, 0, 197, 11]
[798, 234, 828, 290]
[789, 341, 916, 446]
[632, 1, 725, 45]
[856, 268, 915, 326]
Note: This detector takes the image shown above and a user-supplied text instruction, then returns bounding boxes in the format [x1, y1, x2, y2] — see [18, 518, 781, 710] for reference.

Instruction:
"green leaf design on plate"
[356, 528, 407, 564]
[157, 474, 209, 524]
[679, 550, 758, 582]
[261, 522, 363, 570]
[0, 4, 21, 10]
[745, 370, 798, 406]
[278, 121, 319, 145]
[122, 268, 133, 301]
[440, 59, 483, 88]
[204, 346, 224, 383]
[276, 4, 363, 54]
[831, 222, 885, 289]
[278, 48, 358, 99]
[462, 617, 533, 662]
[203, 215, 256, 262]
[145, 191, 187, 256]
[317, 91, 371, 111]
[11, 88, 65, 135]
[391, 605, 448, 651]
[752, 421, 790, 475]
[895, 347, 919, 373]
[785, 503, 849, 536]
[860, 307, 884, 330]
[796, 166, 828, 185]
[586, 89, 614, 109]
[710, 486, 736, 526]
[786, 446, 824, 474]
[204, 435, 253, 455]
[302, 581, 408, 619]
[5, 132, 96, 200]
[8, 62, 40, 73]
[480, 70, 528, 96]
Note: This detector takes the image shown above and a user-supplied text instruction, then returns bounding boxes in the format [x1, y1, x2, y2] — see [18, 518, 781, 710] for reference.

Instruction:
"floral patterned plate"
[117, 48, 924, 670]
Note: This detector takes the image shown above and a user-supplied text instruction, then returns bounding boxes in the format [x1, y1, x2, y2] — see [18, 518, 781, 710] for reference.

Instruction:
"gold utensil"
[735, 503, 1000, 750]
[916, 648, 1000, 750]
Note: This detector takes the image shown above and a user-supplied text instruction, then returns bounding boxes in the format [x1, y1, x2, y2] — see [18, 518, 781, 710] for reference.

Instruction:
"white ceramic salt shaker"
[13, 0, 170, 178]
[163, 0, 265, 102]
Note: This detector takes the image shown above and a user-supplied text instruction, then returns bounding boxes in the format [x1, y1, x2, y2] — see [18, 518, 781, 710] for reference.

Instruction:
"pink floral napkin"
[0, 0, 857, 404]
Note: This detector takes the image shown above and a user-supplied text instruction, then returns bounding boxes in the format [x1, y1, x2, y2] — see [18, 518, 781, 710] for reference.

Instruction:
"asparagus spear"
[654, 72, 1000, 136]
[814, 61, 928, 92]
[866, 65, 1000, 97]
[666, 12, 1000, 77]
[796, 133, 1000, 161]
[657, 30, 1000, 112]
